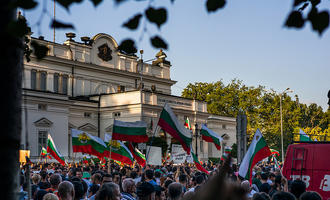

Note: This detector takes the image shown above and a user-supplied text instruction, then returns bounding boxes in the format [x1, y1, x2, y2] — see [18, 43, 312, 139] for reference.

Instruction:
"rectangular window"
[84, 112, 92, 118]
[117, 85, 125, 93]
[113, 112, 121, 118]
[135, 79, 138, 89]
[38, 131, 48, 154]
[62, 75, 68, 95]
[53, 73, 59, 93]
[31, 70, 37, 90]
[38, 104, 47, 111]
[40, 71, 47, 91]
[222, 124, 227, 130]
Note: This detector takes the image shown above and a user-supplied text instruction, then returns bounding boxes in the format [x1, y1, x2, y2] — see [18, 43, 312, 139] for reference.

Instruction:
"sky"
[24, 0, 330, 110]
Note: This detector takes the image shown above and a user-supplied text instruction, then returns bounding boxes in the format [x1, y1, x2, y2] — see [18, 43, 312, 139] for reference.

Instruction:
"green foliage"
[147, 137, 168, 156]
[182, 80, 329, 152]
[231, 143, 237, 158]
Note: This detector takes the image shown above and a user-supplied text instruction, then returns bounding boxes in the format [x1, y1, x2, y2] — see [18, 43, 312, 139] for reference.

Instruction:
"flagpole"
[108, 139, 112, 174]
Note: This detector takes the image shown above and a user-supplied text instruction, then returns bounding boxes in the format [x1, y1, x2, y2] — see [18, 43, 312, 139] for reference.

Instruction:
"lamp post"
[195, 123, 199, 159]
[279, 88, 293, 162]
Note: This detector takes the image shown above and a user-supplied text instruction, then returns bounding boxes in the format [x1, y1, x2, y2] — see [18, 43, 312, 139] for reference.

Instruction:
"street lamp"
[280, 88, 293, 162]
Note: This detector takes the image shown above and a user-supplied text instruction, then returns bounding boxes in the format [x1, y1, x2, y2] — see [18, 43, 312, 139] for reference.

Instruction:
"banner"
[19, 150, 30, 163]
[171, 144, 193, 164]
[146, 146, 162, 166]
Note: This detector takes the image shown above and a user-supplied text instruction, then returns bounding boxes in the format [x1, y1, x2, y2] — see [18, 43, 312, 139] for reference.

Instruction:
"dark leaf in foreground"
[123, 14, 142, 30]
[90, 0, 102, 7]
[6, 17, 30, 37]
[31, 41, 49, 60]
[206, 0, 226, 12]
[118, 39, 137, 55]
[285, 11, 305, 28]
[310, 0, 320, 7]
[308, 9, 329, 35]
[150, 36, 168, 49]
[15, 0, 38, 9]
[293, 0, 306, 7]
[51, 20, 75, 29]
[145, 7, 167, 29]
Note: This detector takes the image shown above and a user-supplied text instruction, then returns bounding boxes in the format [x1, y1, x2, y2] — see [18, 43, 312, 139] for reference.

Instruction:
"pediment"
[34, 117, 53, 128]
[78, 123, 97, 131]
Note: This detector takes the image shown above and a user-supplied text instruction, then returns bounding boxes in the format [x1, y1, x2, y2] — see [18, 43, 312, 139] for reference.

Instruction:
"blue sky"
[25, 0, 330, 110]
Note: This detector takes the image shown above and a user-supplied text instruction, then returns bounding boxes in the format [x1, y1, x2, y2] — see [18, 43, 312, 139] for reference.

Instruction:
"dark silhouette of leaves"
[293, 0, 306, 7]
[311, 0, 321, 7]
[31, 41, 49, 60]
[123, 14, 142, 30]
[118, 39, 137, 55]
[150, 36, 168, 49]
[55, 0, 83, 10]
[14, 0, 38, 9]
[308, 8, 329, 35]
[114, 0, 127, 5]
[145, 7, 167, 29]
[298, 3, 308, 11]
[6, 17, 31, 37]
[285, 11, 305, 28]
[206, 0, 226, 12]
[51, 20, 75, 29]
[90, 0, 102, 7]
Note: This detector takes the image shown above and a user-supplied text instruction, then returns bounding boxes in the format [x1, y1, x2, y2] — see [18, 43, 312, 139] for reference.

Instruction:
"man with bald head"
[168, 182, 183, 200]
[58, 181, 74, 200]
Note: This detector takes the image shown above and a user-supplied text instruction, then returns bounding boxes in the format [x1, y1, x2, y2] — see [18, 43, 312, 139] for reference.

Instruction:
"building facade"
[22, 33, 236, 161]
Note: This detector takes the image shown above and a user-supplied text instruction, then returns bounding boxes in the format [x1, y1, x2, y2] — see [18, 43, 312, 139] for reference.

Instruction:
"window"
[62, 75, 68, 94]
[38, 131, 48, 154]
[113, 112, 121, 118]
[84, 112, 92, 118]
[222, 124, 227, 130]
[40, 71, 47, 91]
[54, 73, 59, 93]
[117, 85, 125, 93]
[135, 79, 138, 89]
[38, 104, 47, 111]
[31, 70, 37, 90]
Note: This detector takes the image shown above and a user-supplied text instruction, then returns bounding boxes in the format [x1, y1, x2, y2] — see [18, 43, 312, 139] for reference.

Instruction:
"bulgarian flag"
[157, 104, 192, 154]
[191, 148, 209, 174]
[299, 129, 312, 141]
[71, 129, 108, 158]
[128, 143, 146, 167]
[112, 120, 148, 143]
[238, 129, 271, 183]
[104, 134, 134, 165]
[221, 146, 232, 161]
[47, 134, 66, 166]
[184, 117, 191, 130]
[200, 124, 222, 150]
[270, 149, 280, 157]
[40, 147, 51, 159]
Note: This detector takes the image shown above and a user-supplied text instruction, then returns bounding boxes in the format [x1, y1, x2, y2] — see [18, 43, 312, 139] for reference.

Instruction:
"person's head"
[36, 189, 49, 200]
[40, 171, 48, 181]
[102, 174, 113, 185]
[269, 173, 275, 181]
[112, 172, 120, 184]
[290, 180, 306, 199]
[260, 172, 268, 181]
[272, 191, 296, 200]
[49, 174, 62, 188]
[92, 173, 102, 184]
[154, 185, 165, 200]
[68, 168, 76, 178]
[137, 181, 156, 200]
[179, 174, 187, 185]
[241, 180, 251, 193]
[299, 191, 322, 200]
[182, 191, 194, 200]
[32, 174, 41, 185]
[58, 181, 74, 200]
[95, 182, 121, 200]
[168, 182, 183, 200]
[195, 175, 204, 185]
[130, 171, 138, 179]
[71, 181, 84, 200]
[43, 193, 59, 200]
[122, 178, 136, 194]
[88, 184, 100, 198]
[76, 170, 83, 180]
[145, 169, 154, 180]
[252, 192, 270, 200]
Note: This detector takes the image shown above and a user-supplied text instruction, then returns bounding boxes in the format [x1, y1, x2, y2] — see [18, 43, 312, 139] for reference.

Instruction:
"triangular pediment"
[105, 124, 113, 132]
[78, 123, 97, 131]
[34, 117, 53, 127]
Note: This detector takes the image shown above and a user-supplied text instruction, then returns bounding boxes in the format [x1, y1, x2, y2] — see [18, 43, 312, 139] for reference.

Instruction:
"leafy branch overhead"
[13, 0, 330, 60]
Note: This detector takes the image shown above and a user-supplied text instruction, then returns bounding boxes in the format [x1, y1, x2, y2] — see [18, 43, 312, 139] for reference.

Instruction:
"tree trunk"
[0, 1, 23, 199]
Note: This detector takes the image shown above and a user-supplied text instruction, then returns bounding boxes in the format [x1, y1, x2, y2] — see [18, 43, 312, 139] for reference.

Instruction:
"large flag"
[40, 147, 51, 159]
[104, 134, 134, 165]
[238, 129, 271, 183]
[71, 129, 108, 158]
[200, 124, 223, 150]
[128, 143, 146, 167]
[191, 148, 209, 174]
[112, 120, 148, 143]
[299, 129, 312, 141]
[47, 134, 66, 166]
[157, 104, 192, 154]
[184, 117, 191, 130]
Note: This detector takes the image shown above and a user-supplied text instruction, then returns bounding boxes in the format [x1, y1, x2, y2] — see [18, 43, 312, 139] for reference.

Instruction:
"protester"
[167, 182, 183, 200]
[58, 181, 75, 200]
[121, 178, 136, 200]
[95, 182, 121, 200]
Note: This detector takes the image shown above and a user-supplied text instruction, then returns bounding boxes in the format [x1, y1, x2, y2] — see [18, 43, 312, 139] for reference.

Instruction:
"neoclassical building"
[22, 33, 236, 161]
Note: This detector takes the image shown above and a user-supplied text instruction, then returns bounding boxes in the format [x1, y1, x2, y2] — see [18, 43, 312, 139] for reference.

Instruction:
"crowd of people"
[18, 158, 323, 200]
